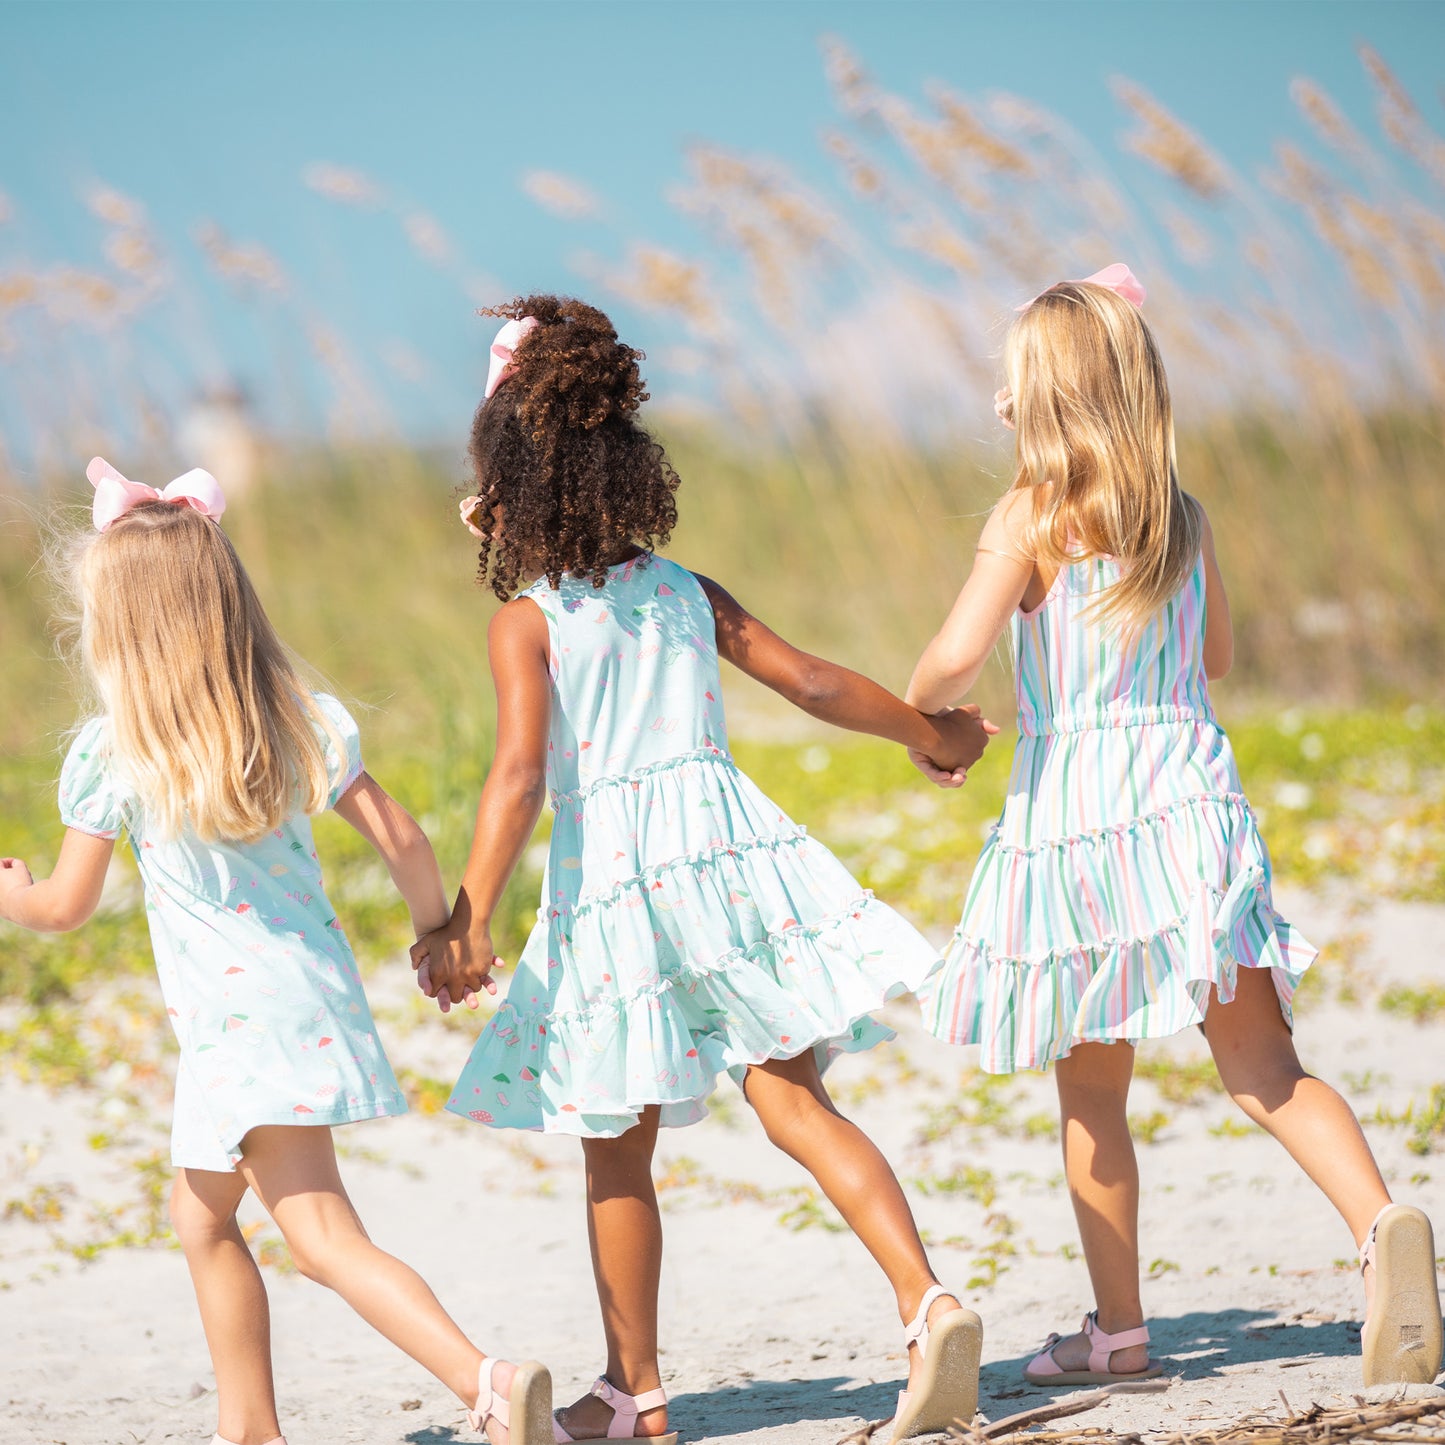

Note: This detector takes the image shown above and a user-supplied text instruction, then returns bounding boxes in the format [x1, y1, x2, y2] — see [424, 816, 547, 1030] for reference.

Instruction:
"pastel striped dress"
[920, 550, 1316, 1073]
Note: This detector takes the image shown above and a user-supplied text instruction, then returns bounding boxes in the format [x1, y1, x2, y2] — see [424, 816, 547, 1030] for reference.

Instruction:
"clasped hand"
[409, 919, 502, 1013]
[909, 704, 1000, 789]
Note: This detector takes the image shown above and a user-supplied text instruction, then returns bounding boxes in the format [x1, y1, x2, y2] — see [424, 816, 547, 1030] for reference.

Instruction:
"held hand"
[409, 920, 501, 1014]
[920, 704, 1001, 776]
[0, 858, 35, 912]
[907, 748, 968, 789]
[994, 387, 1016, 430]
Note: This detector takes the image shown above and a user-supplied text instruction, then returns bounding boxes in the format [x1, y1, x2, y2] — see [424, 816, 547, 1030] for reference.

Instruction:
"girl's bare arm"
[0, 830, 116, 933]
[907, 492, 1035, 714]
[1197, 505, 1234, 680]
[332, 774, 450, 938]
[410, 597, 552, 1010]
[696, 577, 995, 774]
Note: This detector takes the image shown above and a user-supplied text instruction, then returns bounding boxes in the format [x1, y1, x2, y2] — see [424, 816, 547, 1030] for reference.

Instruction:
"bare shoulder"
[979, 487, 1039, 559]
[1183, 493, 1215, 551]
[689, 570, 745, 618]
[488, 595, 549, 651]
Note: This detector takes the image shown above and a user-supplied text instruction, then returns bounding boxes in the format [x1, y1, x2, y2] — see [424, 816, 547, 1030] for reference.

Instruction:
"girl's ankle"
[1094, 1306, 1146, 1334]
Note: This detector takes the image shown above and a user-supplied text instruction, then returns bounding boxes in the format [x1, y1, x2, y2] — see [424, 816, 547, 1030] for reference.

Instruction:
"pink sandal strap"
[589, 1376, 668, 1438]
[1083, 1311, 1150, 1371]
[1359, 1203, 1393, 1274]
[468, 1358, 509, 1434]
[903, 1283, 956, 1363]
[1024, 1333, 1068, 1377]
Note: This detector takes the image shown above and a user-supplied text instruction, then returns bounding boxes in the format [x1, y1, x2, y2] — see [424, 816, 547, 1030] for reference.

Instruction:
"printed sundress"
[921, 551, 1316, 1073]
[447, 554, 940, 1137]
[58, 694, 406, 1170]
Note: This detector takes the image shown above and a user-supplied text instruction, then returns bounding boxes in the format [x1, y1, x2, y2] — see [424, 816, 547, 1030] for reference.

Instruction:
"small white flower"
[798, 745, 832, 775]
[1272, 781, 1313, 812]
[1276, 707, 1304, 737]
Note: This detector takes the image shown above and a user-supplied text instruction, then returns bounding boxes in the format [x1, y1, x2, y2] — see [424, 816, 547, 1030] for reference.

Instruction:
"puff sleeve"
[57, 718, 127, 839]
[312, 693, 364, 810]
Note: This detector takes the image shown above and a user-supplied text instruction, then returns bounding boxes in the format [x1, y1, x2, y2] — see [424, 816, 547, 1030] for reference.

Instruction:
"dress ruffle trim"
[446, 896, 940, 1137]
[984, 791, 1253, 858]
[550, 745, 731, 809]
[562, 830, 810, 919]
[922, 863, 1316, 1073]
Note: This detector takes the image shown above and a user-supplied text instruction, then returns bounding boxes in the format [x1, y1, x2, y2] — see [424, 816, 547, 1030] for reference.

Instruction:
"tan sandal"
[470, 1358, 555, 1445]
[1360, 1204, 1444, 1386]
[888, 1285, 984, 1441]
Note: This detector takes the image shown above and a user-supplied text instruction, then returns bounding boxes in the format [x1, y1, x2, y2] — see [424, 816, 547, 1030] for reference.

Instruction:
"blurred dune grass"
[1, 37, 1443, 1006]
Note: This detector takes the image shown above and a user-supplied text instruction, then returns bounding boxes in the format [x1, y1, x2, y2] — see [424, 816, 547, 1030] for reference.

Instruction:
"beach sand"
[2, 888, 1442, 1444]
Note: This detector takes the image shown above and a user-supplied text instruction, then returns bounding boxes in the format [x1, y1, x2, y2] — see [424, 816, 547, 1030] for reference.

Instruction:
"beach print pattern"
[58, 694, 406, 1170]
[921, 550, 1317, 1073]
[447, 555, 941, 1138]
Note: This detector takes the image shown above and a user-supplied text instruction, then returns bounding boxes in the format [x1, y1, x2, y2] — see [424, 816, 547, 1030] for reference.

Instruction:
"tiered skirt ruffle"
[921, 785, 1316, 1072]
[448, 753, 941, 1136]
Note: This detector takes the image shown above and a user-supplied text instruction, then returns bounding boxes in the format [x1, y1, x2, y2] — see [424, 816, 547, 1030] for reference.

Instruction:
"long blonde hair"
[67, 502, 337, 843]
[1005, 280, 1201, 631]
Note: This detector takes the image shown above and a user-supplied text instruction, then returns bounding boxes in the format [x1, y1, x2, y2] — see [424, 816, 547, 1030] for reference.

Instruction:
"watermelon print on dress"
[58, 694, 406, 1170]
[446, 555, 941, 1138]
[920, 552, 1316, 1073]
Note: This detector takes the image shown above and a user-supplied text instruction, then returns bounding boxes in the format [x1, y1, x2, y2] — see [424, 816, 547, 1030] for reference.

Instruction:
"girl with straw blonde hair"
[906, 268, 1442, 1390]
[0, 459, 554, 1445]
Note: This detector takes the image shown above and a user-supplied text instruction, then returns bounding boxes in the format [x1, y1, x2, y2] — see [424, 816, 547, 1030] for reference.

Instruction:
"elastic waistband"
[1018, 704, 1217, 738]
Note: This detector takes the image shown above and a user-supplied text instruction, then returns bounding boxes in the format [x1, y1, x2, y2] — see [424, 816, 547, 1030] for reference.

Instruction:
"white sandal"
[470, 1358, 555, 1445]
[1023, 1310, 1164, 1387]
[888, 1284, 983, 1442]
[1360, 1203, 1444, 1386]
[552, 1375, 679, 1444]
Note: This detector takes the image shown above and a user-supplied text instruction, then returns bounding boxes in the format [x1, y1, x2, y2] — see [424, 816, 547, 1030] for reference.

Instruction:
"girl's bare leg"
[555, 1107, 670, 1440]
[236, 1127, 509, 1441]
[1203, 968, 1390, 1249]
[742, 1051, 965, 1393]
[171, 1167, 280, 1445]
[1048, 1041, 1150, 1374]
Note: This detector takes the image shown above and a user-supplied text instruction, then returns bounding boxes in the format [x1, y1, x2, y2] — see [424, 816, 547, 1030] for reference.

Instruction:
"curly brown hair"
[467, 294, 681, 599]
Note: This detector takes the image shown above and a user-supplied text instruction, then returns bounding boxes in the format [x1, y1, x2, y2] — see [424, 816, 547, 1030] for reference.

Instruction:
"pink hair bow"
[483, 316, 540, 400]
[1018, 262, 1146, 312]
[87, 456, 227, 533]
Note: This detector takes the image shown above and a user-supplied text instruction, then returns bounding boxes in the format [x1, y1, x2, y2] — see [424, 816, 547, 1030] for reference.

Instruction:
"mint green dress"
[58, 695, 407, 1171]
[446, 554, 940, 1138]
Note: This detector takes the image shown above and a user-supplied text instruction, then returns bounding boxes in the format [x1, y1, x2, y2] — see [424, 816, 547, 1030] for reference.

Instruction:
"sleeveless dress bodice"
[922, 552, 1315, 1072]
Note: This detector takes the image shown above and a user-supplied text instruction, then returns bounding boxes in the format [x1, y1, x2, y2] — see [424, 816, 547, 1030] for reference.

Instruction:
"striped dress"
[920, 550, 1316, 1073]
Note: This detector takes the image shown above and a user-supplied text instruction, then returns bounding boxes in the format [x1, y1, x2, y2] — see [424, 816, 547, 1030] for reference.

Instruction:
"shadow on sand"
[406, 1309, 1366, 1443]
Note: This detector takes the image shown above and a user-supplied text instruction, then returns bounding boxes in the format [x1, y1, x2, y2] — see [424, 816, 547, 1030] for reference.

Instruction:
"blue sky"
[1, 1, 1441, 463]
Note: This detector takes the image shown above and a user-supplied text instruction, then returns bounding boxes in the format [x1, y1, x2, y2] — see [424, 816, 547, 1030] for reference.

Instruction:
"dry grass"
[831, 1389, 1445, 1445]
[1, 42, 1442, 702]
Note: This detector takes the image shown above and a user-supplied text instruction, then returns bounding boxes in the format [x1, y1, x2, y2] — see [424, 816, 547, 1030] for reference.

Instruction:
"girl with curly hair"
[412, 295, 996, 1443]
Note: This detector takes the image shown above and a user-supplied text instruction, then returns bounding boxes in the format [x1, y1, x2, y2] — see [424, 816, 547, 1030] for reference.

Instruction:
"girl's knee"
[284, 1238, 332, 1286]
[1226, 1065, 1307, 1119]
[278, 1218, 354, 1286]
[169, 1174, 236, 1249]
[751, 1076, 831, 1151]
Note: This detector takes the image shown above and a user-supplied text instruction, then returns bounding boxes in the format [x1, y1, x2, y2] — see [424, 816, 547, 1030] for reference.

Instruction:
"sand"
[2, 886, 1442, 1445]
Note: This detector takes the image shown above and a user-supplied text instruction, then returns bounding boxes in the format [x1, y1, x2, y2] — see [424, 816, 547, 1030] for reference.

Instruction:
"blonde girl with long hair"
[0, 460, 554, 1445]
[905, 270, 1442, 1389]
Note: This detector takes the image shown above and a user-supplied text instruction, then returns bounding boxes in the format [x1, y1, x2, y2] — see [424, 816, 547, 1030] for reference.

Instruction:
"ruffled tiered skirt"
[447, 749, 941, 1136]
[920, 716, 1317, 1073]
